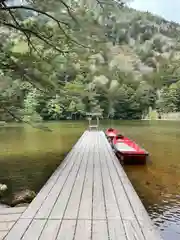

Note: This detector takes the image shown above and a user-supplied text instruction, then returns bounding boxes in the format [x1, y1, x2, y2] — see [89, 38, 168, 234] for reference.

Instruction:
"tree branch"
[0, 5, 70, 26]
[1, 2, 40, 55]
[1, 106, 52, 131]
[0, 20, 68, 54]
[96, 0, 105, 9]
[57, 0, 79, 24]
[0, 5, 87, 49]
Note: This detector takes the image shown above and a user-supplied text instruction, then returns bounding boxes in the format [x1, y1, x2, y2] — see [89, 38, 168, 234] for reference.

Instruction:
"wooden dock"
[2, 131, 162, 240]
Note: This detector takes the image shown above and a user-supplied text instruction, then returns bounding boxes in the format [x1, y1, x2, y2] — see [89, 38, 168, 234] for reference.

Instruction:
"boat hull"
[105, 128, 149, 164]
[112, 134, 149, 165]
[115, 151, 148, 164]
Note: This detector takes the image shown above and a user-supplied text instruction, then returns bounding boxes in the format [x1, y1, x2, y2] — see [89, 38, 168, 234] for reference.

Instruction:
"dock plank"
[0, 207, 26, 215]
[4, 219, 32, 240]
[98, 134, 120, 220]
[108, 219, 126, 240]
[49, 137, 89, 220]
[78, 144, 94, 219]
[63, 135, 92, 219]
[74, 220, 91, 240]
[22, 220, 46, 240]
[39, 220, 61, 240]
[0, 214, 21, 222]
[56, 220, 75, 240]
[0, 231, 7, 240]
[92, 220, 108, 240]
[138, 220, 163, 240]
[0, 222, 14, 231]
[123, 220, 145, 240]
[92, 133, 106, 220]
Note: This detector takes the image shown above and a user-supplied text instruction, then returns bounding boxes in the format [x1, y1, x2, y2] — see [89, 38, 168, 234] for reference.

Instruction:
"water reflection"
[149, 201, 180, 239]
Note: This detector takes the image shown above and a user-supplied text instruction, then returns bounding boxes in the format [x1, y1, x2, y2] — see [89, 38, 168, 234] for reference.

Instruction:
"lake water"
[0, 120, 179, 239]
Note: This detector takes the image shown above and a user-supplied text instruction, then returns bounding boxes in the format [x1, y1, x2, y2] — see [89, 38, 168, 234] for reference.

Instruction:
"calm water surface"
[0, 120, 179, 239]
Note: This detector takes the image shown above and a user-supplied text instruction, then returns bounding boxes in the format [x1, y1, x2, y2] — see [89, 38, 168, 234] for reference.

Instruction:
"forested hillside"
[1, 0, 180, 121]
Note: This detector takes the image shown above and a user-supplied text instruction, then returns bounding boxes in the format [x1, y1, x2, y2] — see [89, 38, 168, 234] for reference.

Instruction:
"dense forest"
[1, 0, 180, 122]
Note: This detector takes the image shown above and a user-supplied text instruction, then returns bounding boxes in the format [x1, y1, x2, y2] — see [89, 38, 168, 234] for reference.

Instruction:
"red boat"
[105, 128, 118, 146]
[112, 133, 149, 164]
[105, 128, 119, 143]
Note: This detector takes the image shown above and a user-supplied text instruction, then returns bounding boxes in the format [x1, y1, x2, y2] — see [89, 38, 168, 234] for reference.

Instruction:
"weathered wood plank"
[0, 207, 26, 215]
[0, 231, 8, 240]
[0, 222, 15, 231]
[123, 220, 145, 240]
[50, 136, 89, 219]
[92, 133, 106, 220]
[118, 174, 153, 224]
[98, 134, 120, 220]
[56, 220, 75, 240]
[74, 220, 91, 240]
[22, 132, 87, 219]
[108, 220, 126, 240]
[139, 220, 163, 240]
[64, 136, 92, 219]
[4, 219, 32, 240]
[92, 220, 108, 240]
[78, 144, 94, 219]
[22, 220, 46, 240]
[0, 214, 21, 222]
[39, 220, 61, 240]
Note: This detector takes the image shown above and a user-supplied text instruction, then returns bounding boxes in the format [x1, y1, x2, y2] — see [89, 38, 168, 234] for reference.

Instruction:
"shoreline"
[142, 119, 180, 121]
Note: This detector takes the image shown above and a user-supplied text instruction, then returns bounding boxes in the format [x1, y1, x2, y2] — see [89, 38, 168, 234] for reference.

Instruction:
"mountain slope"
[1, 2, 180, 120]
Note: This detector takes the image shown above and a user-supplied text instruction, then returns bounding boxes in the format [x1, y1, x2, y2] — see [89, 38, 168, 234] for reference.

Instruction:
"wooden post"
[86, 113, 101, 131]
[97, 117, 99, 130]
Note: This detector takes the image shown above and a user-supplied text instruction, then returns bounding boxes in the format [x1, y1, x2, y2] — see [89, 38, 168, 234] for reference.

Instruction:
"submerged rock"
[0, 184, 8, 192]
[11, 190, 36, 207]
[0, 184, 8, 198]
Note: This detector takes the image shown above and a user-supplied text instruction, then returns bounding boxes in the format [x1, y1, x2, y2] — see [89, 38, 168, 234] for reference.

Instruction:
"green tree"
[94, 75, 120, 118]
[114, 84, 141, 119]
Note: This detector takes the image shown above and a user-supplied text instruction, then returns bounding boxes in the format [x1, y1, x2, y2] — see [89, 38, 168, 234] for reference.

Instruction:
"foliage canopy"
[1, 0, 180, 122]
